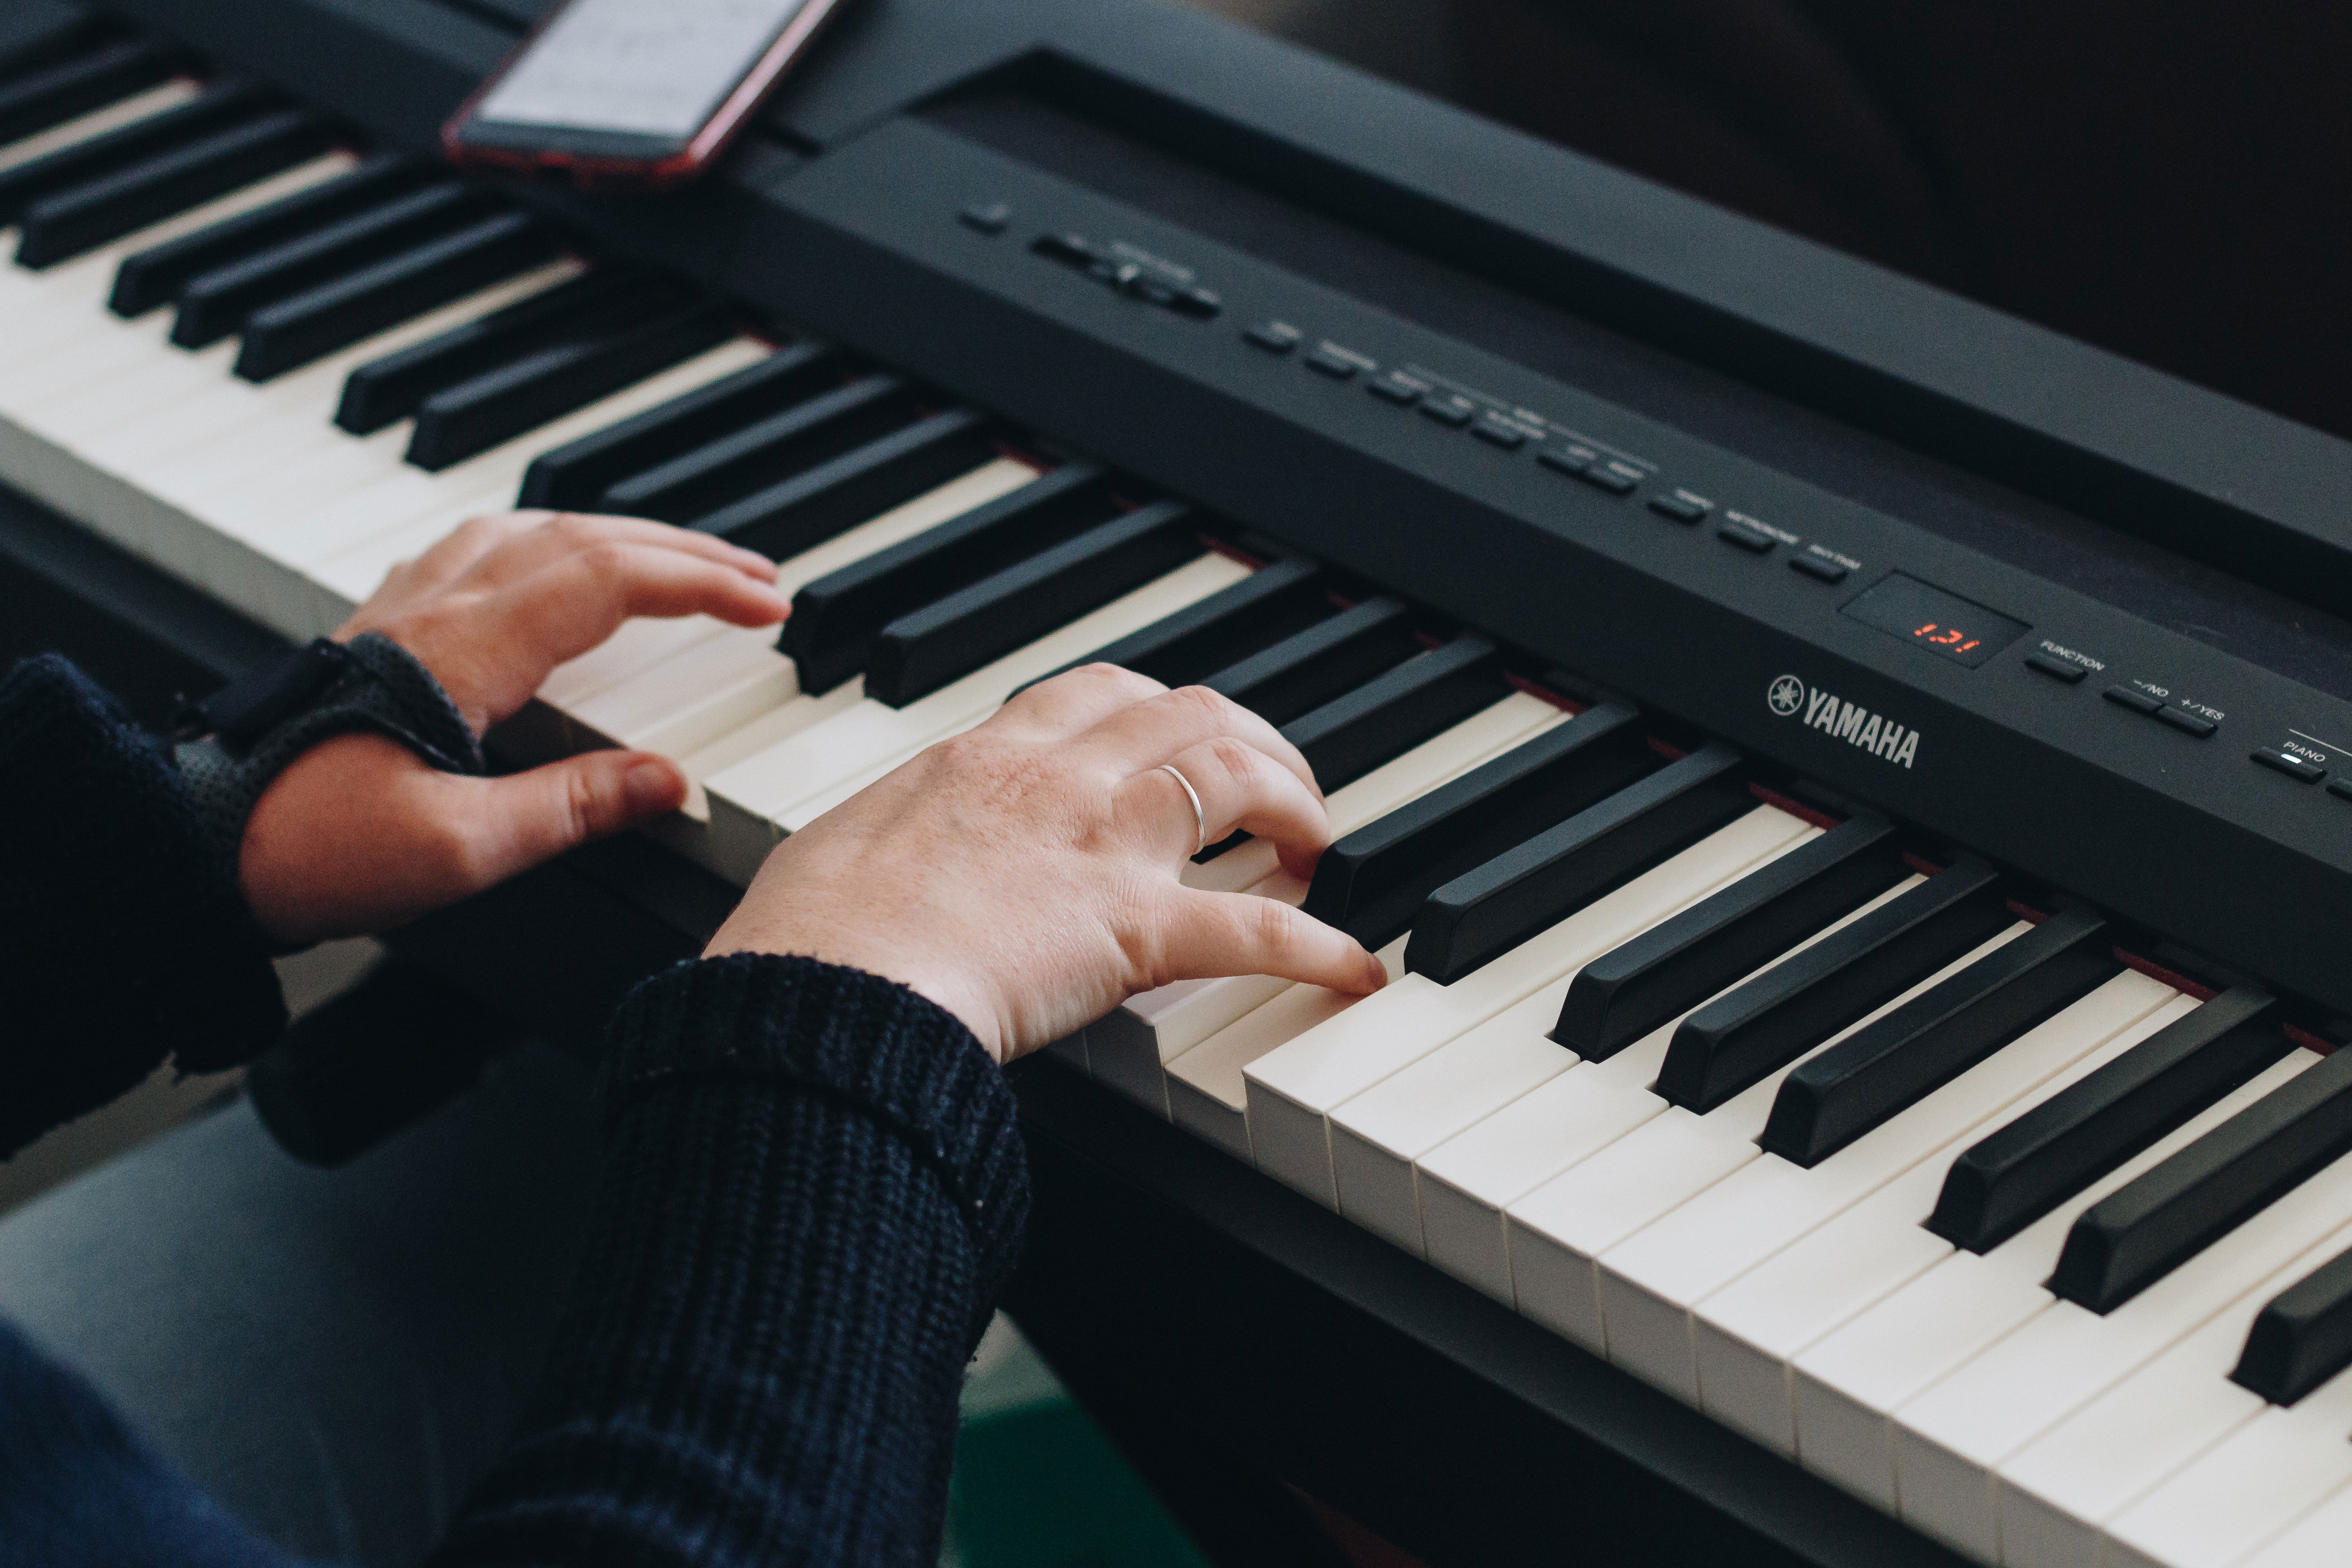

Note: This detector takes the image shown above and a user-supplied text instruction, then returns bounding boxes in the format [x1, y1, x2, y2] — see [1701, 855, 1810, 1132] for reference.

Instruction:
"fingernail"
[625, 759, 681, 812]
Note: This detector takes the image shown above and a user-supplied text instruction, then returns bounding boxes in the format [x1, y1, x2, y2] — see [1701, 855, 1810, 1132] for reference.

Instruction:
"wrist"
[702, 918, 1005, 1063]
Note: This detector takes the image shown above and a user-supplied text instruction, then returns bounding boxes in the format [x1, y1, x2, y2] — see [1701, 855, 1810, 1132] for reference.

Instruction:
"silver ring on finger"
[1157, 763, 1206, 855]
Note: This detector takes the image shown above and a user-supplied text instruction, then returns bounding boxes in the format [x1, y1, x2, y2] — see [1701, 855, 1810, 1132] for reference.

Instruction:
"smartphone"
[444, 0, 850, 190]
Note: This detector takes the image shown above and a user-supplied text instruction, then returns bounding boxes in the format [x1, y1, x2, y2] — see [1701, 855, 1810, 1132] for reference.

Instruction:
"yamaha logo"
[1764, 675, 1921, 769]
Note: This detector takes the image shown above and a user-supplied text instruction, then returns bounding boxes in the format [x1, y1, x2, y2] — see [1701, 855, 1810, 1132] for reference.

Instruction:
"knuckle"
[1166, 683, 1234, 725]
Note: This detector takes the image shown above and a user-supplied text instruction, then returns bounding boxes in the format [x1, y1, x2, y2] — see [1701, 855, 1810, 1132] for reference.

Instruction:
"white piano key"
[1597, 956, 2165, 1406]
[2236, 1472, 2352, 1568]
[1995, 1224, 2352, 1568]
[702, 552, 1255, 883]
[1161, 936, 1412, 1159]
[1892, 1111, 2352, 1562]
[0, 80, 205, 176]
[1508, 905, 2015, 1358]
[1087, 691, 1569, 1110]
[1251, 804, 1815, 1210]
[1787, 1047, 2313, 1512]
[2101, 1345, 2352, 1568]
[1691, 985, 2193, 1458]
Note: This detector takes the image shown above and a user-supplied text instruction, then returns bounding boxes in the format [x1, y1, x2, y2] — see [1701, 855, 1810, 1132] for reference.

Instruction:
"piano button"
[1470, 416, 1526, 450]
[2253, 746, 2328, 783]
[1717, 518, 1775, 554]
[1279, 634, 1506, 794]
[2049, 1046, 2352, 1313]
[1089, 692, 1568, 1105]
[867, 499, 1202, 706]
[784, 461, 1122, 694]
[2234, 1243, 2352, 1406]
[1601, 945, 2148, 1404]
[519, 341, 843, 511]
[1993, 1239, 2348, 1568]
[701, 553, 1252, 880]
[230, 210, 561, 381]
[1893, 1067, 2352, 1561]
[1418, 393, 1475, 427]
[109, 154, 428, 317]
[2103, 684, 2164, 716]
[1927, 986, 2290, 1254]
[2024, 649, 2089, 684]
[1654, 858, 2013, 1115]
[599, 372, 914, 522]
[1406, 742, 1754, 986]
[0, 78, 270, 225]
[1535, 444, 1596, 478]
[1691, 975, 2182, 1456]
[1578, 461, 1641, 495]
[335, 268, 642, 434]
[15, 107, 330, 269]
[1303, 702, 1651, 947]
[1760, 906, 2122, 1167]
[1789, 553, 1850, 584]
[1163, 937, 1412, 1158]
[172, 181, 491, 349]
[2152, 705, 2219, 737]
[1258, 804, 1811, 1210]
[1243, 319, 1301, 353]
[406, 298, 733, 471]
[1648, 490, 1712, 524]
[0, 40, 179, 151]
[691, 407, 1000, 571]
[1045, 555, 1331, 691]
[1786, 1045, 2302, 1509]
[1367, 369, 1429, 404]
[1202, 596, 1422, 728]
[1302, 345, 1360, 379]
[1557, 813, 1904, 1063]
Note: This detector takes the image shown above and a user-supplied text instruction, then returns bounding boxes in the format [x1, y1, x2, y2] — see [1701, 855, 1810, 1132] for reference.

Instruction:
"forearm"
[0, 657, 284, 1157]
[433, 955, 1029, 1568]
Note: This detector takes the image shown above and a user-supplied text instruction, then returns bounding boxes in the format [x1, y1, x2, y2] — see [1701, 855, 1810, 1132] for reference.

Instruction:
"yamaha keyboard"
[10, 1, 2352, 1564]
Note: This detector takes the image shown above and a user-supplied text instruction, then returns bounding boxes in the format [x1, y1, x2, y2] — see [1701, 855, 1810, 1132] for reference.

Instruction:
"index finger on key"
[499, 544, 794, 667]
[475, 512, 780, 589]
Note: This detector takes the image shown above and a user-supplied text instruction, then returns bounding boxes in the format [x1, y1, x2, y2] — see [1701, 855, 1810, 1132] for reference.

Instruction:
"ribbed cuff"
[601, 953, 1029, 1272]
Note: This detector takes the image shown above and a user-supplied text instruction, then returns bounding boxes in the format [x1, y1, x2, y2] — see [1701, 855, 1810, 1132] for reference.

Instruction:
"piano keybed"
[7, 38, 2352, 1568]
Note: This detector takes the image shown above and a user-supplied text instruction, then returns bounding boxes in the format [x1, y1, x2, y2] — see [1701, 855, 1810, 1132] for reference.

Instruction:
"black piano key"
[783, 462, 1118, 694]
[1406, 741, 1752, 985]
[0, 10, 109, 86]
[334, 268, 640, 434]
[2048, 1047, 2352, 1313]
[1279, 635, 1507, 794]
[1654, 858, 2011, 1115]
[2232, 1243, 2352, 1405]
[1926, 987, 2289, 1253]
[519, 342, 843, 510]
[693, 408, 998, 568]
[112, 155, 428, 317]
[1760, 906, 2121, 1167]
[406, 299, 733, 471]
[173, 181, 491, 349]
[865, 498, 1203, 706]
[598, 373, 916, 522]
[232, 210, 560, 381]
[14, 107, 330, 268]
[0, 38, 175, 149]
[1554, 814, 1904, 1063]
[1202, 598, 1423, 729]
[0, 79, 269, 225]
[1043, 555, 1332, 690]
[1303, 703, 1655, 950]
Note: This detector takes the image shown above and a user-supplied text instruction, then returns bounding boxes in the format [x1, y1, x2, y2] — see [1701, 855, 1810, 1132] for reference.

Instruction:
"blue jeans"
[0, 1044, 600, 1567]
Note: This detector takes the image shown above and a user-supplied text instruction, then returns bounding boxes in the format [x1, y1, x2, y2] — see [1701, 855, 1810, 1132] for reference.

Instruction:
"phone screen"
[472, 0, 822, 141]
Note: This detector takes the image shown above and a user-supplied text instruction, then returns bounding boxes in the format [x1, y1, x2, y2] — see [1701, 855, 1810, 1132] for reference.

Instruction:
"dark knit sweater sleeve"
[431, 952, 1030, 1568]
[0, 656, 285, 1157]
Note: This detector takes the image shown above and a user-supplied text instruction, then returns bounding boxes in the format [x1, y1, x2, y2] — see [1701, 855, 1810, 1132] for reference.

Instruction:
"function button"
[2156, 706, 2218, 738]
[1169, 286, 1221, 320]
[1421, 394, 1477, 427]
[1304, 344, 1365, 379]
[959, 202, 1012, 235]
[1717, 518, 1775, 553]
[1368, 370, 1431, 404]
[2026, 650, 2089, 684]
[1120, 269, 1176, 305]
[1245, 320, 1303, 354]
[1537, 444, 1596, 476]
[2327, 778, 2352, 804]
[1790, 554, 1850, 584]
[1649, 490, 1712, 524]
[1472, 416, 1529, 450]
[1578, 461, 1641, 496]
[1034, 231, 1101, 267]
[2254, 747, 2327, 784]
[2103, 685, 2164, 715]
